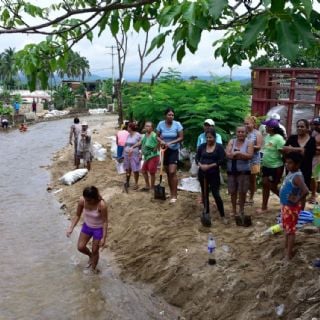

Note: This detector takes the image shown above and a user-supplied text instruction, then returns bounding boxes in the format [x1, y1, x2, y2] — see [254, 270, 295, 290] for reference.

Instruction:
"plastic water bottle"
[313, 202, 320, 218]
[261, 223, 283, 236]
[207, 233, 216, 265]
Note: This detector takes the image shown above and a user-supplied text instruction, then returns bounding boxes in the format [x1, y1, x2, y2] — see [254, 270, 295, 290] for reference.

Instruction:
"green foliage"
[87, 94, 111, 109]
[99, 79, 113, 96]
[251, 45, 320, 68]
[129, 72, 250, 150]
[11, 93, 22, 105]
[0, 90, 12, 104]
[52, 84, 75, 110]
[0, 47, 19, 90]
[0, 104, 13, 116]
[14, 43, 90, 90]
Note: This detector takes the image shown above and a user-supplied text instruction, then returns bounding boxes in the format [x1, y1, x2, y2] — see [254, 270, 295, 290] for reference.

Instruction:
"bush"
[129, 75, 250, 150]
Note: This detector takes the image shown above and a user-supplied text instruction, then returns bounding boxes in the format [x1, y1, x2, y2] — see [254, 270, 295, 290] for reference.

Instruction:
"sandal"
[133, 185, 139, 190]
[140, 187, 150, 192]
[308, 197, 316, 204]
[169, 198, 177, 204]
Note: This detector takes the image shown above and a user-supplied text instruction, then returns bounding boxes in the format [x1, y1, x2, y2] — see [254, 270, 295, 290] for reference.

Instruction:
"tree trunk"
[115, 79, 123, 127]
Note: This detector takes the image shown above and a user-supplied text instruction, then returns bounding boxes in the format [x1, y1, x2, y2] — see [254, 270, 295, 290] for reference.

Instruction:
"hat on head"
[204, 119, 215, 126]
[271, 113, 281, 120]
[262, 119, 280, 128]
[313, 117, 320, 125]
[81, 121, 88, 126]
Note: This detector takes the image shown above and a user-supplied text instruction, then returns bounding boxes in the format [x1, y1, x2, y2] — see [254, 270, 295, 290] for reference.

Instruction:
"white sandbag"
[96, 148, 107, 161]
[44, 109, 69, 118]
[92, 142, 107, 161]
[88, 108, 108, 114]
[59, 168, 88, 185]
[178, 177, 201, 193]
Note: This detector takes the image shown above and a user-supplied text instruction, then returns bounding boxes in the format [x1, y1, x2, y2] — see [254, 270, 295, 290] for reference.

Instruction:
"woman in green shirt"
[132, 122, 160, 191]
[256, 119, 286, 214]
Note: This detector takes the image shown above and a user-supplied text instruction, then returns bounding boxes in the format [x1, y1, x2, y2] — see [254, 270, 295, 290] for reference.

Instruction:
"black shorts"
[163, 148, 179, 166]
[261, 166, 284, 184]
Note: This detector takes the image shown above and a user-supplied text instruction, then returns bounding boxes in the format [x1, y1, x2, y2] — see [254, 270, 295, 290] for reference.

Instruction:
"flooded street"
[0, 116, 179, 320]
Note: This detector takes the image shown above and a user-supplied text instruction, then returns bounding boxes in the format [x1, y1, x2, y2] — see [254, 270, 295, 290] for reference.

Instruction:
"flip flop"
[140, 187, 150, 192]
[169, 198, 177, 204]
[308, 197, 316, 204]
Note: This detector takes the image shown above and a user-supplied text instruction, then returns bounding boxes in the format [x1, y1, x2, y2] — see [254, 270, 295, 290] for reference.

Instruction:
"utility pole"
[106, 45, 116, 112]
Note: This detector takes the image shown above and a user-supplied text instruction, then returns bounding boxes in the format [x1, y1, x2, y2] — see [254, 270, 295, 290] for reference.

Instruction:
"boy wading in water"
[280, 153, 309, 260]
[66, 186, 108, 273]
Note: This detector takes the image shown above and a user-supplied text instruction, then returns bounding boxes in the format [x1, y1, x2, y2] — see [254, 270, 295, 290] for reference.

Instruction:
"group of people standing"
[66, 111, 320, 271]
[196, 113, 320, 260]
[116, 108, 183, 204]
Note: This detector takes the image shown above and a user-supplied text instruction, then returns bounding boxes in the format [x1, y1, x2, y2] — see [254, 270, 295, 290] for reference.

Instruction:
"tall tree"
[0, 1, 317, 89]
[113, 22, 128, 126]
[57, 51, 91, 80]
[137, 28, 164, 83]
[0, 47, 19, 89]
[251, 46, 320, 68]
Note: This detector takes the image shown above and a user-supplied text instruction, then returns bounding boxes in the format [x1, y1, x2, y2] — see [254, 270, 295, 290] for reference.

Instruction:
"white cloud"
[0, 12, 251, 81]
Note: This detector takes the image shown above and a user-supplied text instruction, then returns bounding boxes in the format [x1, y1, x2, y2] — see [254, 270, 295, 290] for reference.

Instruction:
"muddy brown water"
[0, 115, 179, 320]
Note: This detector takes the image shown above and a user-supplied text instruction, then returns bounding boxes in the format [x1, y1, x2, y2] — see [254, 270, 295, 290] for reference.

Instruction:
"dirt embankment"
[50, 115, 320, 320]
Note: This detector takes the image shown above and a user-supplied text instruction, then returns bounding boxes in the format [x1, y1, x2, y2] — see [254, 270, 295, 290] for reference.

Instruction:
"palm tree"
[58, 51, 91, 80]
[0, 47, 19, 89]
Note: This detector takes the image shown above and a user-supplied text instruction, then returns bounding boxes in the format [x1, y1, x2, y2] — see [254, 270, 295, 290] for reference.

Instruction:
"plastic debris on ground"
[114, 160, 125, 175]
[106, 136, 117, 158]
[275, 304, 284, 316]
[277, 210, 313, 226]
[178, 177, 201, 193]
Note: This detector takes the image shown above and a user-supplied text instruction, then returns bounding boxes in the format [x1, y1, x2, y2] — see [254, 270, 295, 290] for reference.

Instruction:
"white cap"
[81, 121, 88, 126]
[204, 119, 215, 126]
[271, 113, 280, 120]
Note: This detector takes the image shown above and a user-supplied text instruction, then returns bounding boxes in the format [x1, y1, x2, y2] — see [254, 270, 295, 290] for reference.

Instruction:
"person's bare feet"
[85, 257, 92, 269]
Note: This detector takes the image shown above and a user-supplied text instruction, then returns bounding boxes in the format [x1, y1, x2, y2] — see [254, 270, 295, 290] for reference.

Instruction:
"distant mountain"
[17, 72, 251, 84]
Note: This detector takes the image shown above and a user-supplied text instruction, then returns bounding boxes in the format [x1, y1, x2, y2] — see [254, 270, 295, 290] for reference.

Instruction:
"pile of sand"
[50, 115, 320, 320]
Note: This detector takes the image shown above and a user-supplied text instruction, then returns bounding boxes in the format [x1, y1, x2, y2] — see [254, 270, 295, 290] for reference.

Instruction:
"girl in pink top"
[66, 186, 108, 273]
[116, 122, 129, 160]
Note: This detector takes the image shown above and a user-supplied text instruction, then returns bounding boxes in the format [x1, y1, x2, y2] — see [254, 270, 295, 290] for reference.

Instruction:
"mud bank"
[50, 115, 320, 320]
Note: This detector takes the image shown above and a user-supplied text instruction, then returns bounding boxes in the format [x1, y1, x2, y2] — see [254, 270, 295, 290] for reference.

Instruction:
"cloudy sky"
[0, 5, 252, 81]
